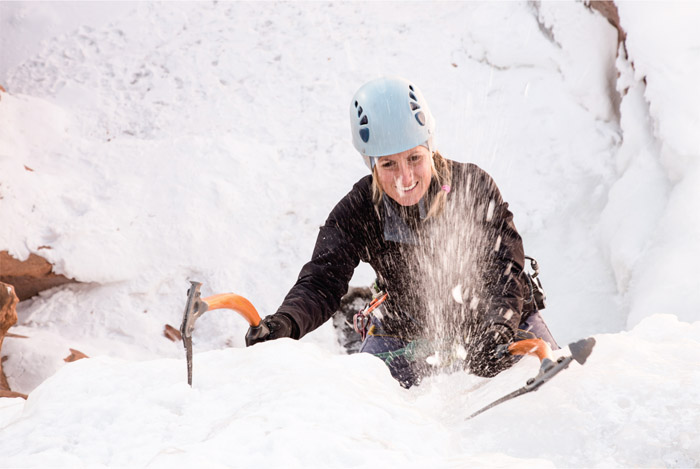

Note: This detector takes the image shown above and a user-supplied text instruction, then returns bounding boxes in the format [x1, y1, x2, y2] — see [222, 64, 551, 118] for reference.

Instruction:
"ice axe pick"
[179, 281, 267, 386]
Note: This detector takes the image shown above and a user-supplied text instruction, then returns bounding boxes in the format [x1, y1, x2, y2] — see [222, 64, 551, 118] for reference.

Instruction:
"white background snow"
[1, 1, 699, 467]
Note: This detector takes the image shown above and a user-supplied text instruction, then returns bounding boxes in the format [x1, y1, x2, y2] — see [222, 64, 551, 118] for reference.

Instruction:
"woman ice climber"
[245, 76, 558, 387]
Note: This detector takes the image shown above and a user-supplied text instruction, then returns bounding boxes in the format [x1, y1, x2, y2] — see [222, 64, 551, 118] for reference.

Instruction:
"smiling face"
[375, 145, 433, 206]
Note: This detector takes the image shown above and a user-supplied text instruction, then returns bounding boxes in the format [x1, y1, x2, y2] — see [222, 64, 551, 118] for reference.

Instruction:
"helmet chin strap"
[421, 136, 434, 154]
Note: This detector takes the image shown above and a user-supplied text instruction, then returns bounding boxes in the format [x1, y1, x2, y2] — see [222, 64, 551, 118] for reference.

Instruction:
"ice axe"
[179, 281, 268, 386]
[466, 336, 596, 420]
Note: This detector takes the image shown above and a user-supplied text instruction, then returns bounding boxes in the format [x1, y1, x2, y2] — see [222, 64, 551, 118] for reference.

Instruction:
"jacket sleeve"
[275, 180, 370, 338]
[471, 167, 526, 335]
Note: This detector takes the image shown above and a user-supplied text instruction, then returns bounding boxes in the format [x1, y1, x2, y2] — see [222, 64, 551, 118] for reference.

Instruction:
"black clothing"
[245, 313, 298, 347]
[276, 159, 526, 344]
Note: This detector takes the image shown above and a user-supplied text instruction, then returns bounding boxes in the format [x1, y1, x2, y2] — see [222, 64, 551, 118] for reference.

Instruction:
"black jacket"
[276, 159, 526, 341]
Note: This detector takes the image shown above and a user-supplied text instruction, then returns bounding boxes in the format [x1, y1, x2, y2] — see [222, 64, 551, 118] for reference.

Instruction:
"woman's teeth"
[397, 181, 418, 192]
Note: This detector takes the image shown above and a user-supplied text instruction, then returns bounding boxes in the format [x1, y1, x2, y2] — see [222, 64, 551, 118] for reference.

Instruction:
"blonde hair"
[371, 151, 452, 219]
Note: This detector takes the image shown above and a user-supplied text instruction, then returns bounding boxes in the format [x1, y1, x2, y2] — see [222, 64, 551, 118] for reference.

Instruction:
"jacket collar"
[381, 193, 427, 245]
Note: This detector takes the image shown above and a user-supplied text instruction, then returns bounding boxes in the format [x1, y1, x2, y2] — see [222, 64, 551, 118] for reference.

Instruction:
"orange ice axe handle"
[507, 338, 553, 363]
[202, 293, 262, 327]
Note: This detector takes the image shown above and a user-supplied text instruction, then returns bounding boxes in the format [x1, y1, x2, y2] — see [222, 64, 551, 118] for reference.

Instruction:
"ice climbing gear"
[350, 76, 435, 164]
[353, 291, 388, 340]
[522, 255, 547, 314]
[179, 281, 263, 386]
[466, 337, 596, 420]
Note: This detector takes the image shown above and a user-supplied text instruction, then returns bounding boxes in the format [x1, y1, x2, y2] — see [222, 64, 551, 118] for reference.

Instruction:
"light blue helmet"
[350, 76, 435, 168]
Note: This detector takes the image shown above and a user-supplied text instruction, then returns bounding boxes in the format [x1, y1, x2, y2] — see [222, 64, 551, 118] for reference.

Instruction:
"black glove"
[468, 324, 515, 378]
[245, 313, 298, 347]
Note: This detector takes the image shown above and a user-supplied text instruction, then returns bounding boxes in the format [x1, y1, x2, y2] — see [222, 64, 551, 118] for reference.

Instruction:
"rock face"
[0, 252, 75, 398]
[589, 1, 626, 49]
[0, 281, 21, 396]
[64, 349, 89, 363]
[0, 251, 75, 301]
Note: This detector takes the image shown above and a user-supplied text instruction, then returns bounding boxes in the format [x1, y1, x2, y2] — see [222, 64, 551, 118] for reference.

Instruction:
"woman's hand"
[468, 324, 516, 378]
[245, 313, 298, 346]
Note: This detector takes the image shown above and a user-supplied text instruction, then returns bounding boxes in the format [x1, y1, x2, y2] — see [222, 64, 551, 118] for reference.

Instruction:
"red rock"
[0, 251, 76, 301]
[0, 390, 27, 399]
[589, 1, 626, 48]
[64, 349, 89, 363]
[0, 282, 19, 394]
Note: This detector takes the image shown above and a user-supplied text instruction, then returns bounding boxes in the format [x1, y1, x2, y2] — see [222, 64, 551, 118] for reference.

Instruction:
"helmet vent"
[408, 86, 425, 126]
[359, 127, 370, 143]
[357, 102, 370, 142]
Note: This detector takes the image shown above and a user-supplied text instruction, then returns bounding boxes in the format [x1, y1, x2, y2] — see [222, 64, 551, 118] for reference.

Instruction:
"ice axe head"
[568, 337, 596, 365]
[180, 281, 209, 341]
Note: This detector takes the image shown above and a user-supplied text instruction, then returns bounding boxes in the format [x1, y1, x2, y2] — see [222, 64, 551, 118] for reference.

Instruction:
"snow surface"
[1, 1, 699, 467]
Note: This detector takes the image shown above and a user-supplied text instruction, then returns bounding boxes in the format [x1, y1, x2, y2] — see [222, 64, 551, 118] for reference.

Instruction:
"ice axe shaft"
[180, 281, 263, 386]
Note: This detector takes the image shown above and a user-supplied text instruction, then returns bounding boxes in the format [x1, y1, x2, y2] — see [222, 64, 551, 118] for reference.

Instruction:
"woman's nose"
[399, 162, 413, 184]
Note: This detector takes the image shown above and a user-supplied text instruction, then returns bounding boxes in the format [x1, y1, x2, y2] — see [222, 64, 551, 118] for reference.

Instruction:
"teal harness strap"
[373, 326, 542, 366]
[372, 340, 422, 365]
[372, 339, 443, 366]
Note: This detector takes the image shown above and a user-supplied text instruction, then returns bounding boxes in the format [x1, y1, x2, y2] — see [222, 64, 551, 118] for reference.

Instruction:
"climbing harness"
[353, 289, 388, 340]
[523, 255, 547, 313]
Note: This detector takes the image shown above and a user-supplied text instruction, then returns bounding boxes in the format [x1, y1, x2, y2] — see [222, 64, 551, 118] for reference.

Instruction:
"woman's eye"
[409, 154, 422, 163]
[381, 161, 396, 169]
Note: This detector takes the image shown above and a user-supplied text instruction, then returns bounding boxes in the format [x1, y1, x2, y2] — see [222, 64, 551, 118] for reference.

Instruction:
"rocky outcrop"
[0, 251, 76, 301]
[64, 349, 89, 363]
[0, 253, 77, 398]
[0, 281, 24, 398]
[589, 1, 626, 51]
[0, 389, 27, 399]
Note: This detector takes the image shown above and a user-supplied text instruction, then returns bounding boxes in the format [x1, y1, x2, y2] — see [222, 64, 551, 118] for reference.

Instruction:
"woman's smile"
[396, 180, 419, 193]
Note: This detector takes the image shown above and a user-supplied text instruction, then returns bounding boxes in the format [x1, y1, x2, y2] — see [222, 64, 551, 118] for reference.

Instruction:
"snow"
[1, 1, 699, 467]
[1, 315, 699, 467]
